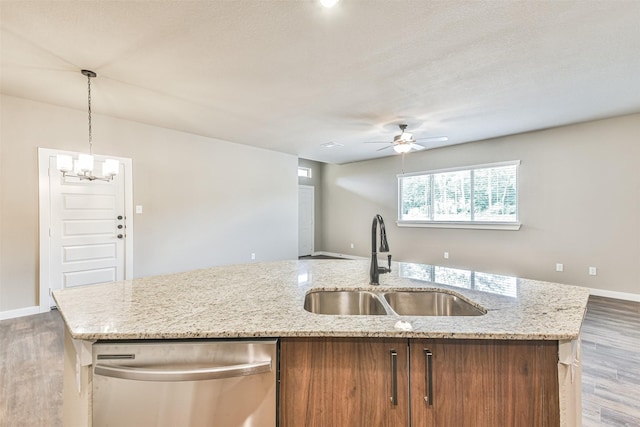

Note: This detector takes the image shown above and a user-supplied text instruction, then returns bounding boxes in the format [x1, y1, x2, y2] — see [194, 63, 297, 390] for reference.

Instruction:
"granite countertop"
[53, 259, 590, 341]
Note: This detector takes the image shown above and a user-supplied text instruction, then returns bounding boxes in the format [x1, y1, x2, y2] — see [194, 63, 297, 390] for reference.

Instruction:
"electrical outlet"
[556, 263, 563, 272]
[251, 253, 256, 260]
[589, 267, 597, 276]
[135, 205, 143, 214]
[444, 252, 449, 259]
[350, 243, 354, 249]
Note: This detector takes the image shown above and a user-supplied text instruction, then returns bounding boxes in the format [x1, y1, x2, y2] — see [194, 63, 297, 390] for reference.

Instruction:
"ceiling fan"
[364, 124, 448, 154]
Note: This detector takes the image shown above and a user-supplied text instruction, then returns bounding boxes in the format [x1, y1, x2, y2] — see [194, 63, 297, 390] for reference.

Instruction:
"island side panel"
[558, 337, 582, 427]
[62, 329, 92, 427]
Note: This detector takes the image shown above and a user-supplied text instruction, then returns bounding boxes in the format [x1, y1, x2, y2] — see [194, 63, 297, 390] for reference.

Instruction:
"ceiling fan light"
[393, 144, 412, 154]
[320, 0, 339, 8]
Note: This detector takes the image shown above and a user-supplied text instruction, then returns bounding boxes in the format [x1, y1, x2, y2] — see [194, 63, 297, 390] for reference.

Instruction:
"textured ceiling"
[2, 1, 640, 164]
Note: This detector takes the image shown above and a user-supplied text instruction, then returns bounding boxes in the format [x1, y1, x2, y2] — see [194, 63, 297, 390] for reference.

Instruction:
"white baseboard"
[588, 287, 640, 302]
[0, 305, 41, 321]
[312, 251, 368, 260]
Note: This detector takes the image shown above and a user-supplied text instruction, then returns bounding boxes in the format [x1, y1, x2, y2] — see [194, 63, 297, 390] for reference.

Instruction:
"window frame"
[298, 167, 312, 178]
[397, 160, 521, 230]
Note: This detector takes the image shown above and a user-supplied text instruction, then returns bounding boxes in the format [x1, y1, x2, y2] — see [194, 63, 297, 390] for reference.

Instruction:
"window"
[398, 161, 520, 230]
[298, 167, 312, 178]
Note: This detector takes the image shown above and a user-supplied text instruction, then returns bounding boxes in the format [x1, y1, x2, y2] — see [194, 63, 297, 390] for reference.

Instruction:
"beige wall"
[298, 158, 324, 251]
[0, 95, 298, 312]
[321, 114, 640, 297]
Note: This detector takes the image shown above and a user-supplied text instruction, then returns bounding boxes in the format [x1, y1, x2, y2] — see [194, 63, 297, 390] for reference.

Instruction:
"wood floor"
[0, 297, 638, 426]
[582, 296, 640, 426]
[0, 309, 63, 427]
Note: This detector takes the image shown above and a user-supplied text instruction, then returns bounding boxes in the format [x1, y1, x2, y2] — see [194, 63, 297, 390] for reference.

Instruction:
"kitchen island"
[54, 259, 589, 426]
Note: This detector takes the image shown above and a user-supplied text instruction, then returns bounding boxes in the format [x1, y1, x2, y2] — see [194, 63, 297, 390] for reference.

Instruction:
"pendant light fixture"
[56, 70, 119, 181]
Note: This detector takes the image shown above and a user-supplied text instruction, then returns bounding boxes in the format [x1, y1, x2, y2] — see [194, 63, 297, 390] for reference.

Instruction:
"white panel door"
[298, 185, 314, 257]
[49, 156, 126, 296]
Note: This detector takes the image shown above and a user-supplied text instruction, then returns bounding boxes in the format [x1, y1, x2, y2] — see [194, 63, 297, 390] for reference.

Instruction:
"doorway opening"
[298, 185, 314, 257]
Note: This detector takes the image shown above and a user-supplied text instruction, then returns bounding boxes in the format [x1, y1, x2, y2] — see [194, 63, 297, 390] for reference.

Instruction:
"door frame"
[37, 147, 134, 313]
[298, 185, 315, 257]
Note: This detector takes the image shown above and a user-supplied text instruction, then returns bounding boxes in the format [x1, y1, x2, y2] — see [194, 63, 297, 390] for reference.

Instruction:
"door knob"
[117, 225, 123, 229]
[117, 234, 123, 239]
[117, 215, 123, 220]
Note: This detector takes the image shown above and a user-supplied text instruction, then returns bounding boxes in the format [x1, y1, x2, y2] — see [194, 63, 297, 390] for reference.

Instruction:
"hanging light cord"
[87, 72, 93, 155]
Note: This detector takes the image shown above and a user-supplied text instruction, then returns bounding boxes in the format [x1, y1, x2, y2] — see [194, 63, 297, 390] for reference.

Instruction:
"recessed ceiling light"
[321, 142, 344, 148]
[320, 0, 339, 8]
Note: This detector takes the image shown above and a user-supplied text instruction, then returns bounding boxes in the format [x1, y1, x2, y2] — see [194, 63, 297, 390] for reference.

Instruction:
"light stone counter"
[53, 259, 589, 341]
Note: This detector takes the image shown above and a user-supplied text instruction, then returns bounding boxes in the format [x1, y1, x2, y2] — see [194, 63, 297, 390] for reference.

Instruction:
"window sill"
[396, 221, 521, 231]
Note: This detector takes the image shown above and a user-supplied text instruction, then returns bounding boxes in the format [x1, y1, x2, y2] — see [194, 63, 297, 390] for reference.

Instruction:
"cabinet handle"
[424, 349, 433, 405]
[390, 349, 398, 406]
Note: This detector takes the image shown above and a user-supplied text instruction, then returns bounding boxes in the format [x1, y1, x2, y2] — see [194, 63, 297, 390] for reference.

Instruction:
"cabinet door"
[410, 339, 560, 427]
[280, 337, 409, 427]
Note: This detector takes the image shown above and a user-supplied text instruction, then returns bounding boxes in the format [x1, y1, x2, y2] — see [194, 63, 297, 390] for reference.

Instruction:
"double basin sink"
[304, 289, 486, 317]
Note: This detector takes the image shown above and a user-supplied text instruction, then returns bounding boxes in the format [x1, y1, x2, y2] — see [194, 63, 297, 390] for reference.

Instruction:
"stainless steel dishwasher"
[92, 339, 277, 427]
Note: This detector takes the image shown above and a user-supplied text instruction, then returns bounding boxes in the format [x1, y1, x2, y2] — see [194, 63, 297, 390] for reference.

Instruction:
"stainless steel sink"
[383, 291, 485, 316]
[304, 290, 387, 315]
[304, 289, 486, 316]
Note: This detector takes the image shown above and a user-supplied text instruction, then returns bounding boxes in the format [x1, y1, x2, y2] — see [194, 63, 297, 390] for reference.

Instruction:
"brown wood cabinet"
[279, 337, 409, 427]
[279, 338, 560, 427]
[410, 339, 560, 427]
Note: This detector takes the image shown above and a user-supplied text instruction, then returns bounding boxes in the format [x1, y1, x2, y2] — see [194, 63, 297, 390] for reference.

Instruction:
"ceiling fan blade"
[410, 143, 425, 151]
[376, 145, 393, 152]
[415, 136, 449, 143]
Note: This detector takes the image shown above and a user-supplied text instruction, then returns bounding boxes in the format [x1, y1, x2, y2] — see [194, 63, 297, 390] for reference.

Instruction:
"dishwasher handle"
[94, 360, 272, 382]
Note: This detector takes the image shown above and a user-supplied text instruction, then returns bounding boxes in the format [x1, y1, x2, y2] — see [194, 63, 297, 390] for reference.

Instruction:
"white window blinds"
[398, 161, 519, 226]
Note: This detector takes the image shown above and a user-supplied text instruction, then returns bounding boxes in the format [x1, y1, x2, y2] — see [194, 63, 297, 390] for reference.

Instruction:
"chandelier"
[56, 70, 119, 181]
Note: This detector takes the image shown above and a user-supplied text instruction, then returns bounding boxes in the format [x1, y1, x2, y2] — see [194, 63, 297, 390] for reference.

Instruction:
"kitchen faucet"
[370, 214, 391, 285]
